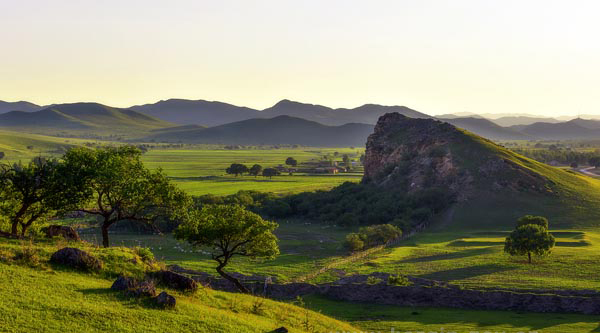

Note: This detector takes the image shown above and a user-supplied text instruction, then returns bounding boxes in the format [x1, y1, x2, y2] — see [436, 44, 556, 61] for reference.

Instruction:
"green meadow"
[140, 147, 363, 196]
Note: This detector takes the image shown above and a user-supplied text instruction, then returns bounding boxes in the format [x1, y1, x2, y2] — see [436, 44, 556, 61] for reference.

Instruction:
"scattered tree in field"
[64, 146, 190, 247]
[226, 163, 248, 176]
[285, 157, 298, 168]
[344, 224, 402, 251]
[0, 152, 4, 160]
[248, 164, 263, 177]
[0, 157, 88, 237]
[590, 157, 600, 168]
[342, 154, 351, 170]
[262, 168, 279, 179]
[505, 215, 555, 263]
[175, 205, 279, 293]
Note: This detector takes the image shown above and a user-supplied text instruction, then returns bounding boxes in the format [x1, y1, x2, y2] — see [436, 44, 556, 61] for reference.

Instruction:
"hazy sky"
[1, 0, 599, 116]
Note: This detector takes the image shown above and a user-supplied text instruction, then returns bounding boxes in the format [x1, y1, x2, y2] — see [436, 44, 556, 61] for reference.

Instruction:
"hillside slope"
[0, 240, 357, 333]
[0, 100, 42, 113]
[364, 113, 600, 228]
[145, 115, 375, 147]
[0, 103, 173, 136]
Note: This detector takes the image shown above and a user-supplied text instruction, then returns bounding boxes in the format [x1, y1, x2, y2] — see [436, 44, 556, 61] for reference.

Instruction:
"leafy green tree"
[344, 233, 364, 251]
[516, 215, 548, 229]
[285, 157, 298, 167]
[262, 168, 279, 179]
[359, 224, 402, 247]
[175, 205, 279, 293]
[226, 163, 248, 176]
[342, 154, 351, 170]
[64, 146, 190, 247]
[504, 224, 555, 263]
[248, 164, 263, 177]
[0, 157, 88, 237]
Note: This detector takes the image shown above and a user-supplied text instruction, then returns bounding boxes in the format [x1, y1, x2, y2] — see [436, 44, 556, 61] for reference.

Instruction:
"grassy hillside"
[0, 239, 358, 333]
[447, 128, 600, 228]
[0, 103, 173, 137]
[0, 130, 100, 162]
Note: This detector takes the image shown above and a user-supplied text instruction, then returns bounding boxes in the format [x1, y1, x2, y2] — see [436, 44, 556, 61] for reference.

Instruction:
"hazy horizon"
[2, 0, 600, 117]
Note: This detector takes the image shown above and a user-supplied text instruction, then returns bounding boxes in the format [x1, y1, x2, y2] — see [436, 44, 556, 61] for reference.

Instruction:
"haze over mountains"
[2, 98, 600, 142]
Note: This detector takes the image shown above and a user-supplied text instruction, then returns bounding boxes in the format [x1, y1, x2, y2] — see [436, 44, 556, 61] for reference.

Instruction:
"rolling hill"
[0, 103, 173, 136]
[516, 118, 600, 140]
[145, 115, 374, 147]
[0, 100, 42, 113]
[364, 113, 600, 229]
[440, 117, 531, 140]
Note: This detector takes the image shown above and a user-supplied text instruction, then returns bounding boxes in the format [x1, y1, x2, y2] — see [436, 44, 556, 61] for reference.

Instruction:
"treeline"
[194, 182, 455, 232]
[512, 148, 600, 166]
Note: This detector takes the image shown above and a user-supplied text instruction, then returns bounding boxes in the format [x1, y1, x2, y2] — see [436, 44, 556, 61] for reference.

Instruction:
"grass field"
[0, 239, 359, 333]
[141, 148, 363, 195]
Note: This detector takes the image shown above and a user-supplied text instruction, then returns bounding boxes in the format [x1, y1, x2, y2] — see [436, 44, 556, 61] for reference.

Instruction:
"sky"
[1, 0, 599, 116]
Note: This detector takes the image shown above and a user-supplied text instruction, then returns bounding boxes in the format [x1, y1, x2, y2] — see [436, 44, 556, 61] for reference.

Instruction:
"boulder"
[126, 280, 157, 298]
[154, 291, 176, 309]
[50, 247, 103, 271]
[44, 225, 81, 241]
[154, 270, 198, 292]
[111, 276, 138, 291]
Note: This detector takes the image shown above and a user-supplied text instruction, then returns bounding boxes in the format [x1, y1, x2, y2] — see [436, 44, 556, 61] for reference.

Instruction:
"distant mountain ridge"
[130, 98, 431, 126]
[145, 115, 375, 147]
[0, 101, 42, 113]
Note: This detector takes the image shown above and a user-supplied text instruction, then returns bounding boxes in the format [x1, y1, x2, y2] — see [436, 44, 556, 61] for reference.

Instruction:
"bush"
[344, 233, 365, 251]
[133, 246, 155, 263]
[366, 276, 383, 285]
[388, 274, 412, 286]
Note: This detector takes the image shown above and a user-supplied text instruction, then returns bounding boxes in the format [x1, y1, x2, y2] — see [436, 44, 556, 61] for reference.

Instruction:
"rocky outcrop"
[363, 113, 549, 198]
[50, 247, 103, 271]
[44, 225, 81, 241]
[151, 270, 198, 292]
[154, 291, 176, 309]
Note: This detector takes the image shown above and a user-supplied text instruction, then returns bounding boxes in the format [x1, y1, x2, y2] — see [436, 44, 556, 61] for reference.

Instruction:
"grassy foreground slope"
[0, 239, 357, 333]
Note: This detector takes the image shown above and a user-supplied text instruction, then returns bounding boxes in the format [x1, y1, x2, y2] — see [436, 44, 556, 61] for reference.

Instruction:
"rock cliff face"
[363, 113, 549, 199]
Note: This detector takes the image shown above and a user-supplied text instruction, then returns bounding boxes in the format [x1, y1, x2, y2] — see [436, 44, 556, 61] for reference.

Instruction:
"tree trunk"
[11, 221, 18, 237]
[216, 263, 249, 293]
[101, 222, 110, 248]
[528, 252, 532, 264]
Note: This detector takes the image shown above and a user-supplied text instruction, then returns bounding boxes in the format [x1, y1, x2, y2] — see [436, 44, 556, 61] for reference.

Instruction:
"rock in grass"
[50, 247, 103, 271]
[126, 280, 157, 298]
[44, 225, 81, 241]
[154, 291, 176, 309]
[153, 270, 198, 292]
[111, 276, 138, 291]
[270, 327, 288, 333]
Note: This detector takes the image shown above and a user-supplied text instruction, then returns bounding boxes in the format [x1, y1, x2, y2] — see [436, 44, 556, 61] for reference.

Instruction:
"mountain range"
[3, 98, 600, 142]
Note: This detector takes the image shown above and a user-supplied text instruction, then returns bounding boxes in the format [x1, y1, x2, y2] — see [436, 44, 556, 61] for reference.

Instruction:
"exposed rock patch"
[44, 225, 81, 241]
[50, 247, 102, 271]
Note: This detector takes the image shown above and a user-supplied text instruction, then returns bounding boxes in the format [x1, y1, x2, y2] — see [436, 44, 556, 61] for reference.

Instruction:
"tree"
[226, 163, 248, 176]
[359, 224, 402, 247]
[342, 154, 351, 170]
[590, 157, 600, 168]
[262, 168, 279, 179]
[0, 152, 4, 160]
[504, 223, 555, 264]
[174, 205, 279, 293]
[0, 157, 88, 237]
[64, 146, 190, 247]
[516, 215, 548, 229]
[285, 157, 298, 168]
[248, 164, 263, 177]
[344, 233, 364, 251]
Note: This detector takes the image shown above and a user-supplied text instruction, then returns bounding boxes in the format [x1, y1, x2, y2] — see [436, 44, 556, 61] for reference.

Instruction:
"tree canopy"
[226, 163, 249, 176]
[285, 157, 298, 167]
[262, 168, 279, 179]
[174, 204, 279, 293]
[505, 216, 555, 263]
[248, 164, 263, 177]
[64, 146, 190, 247]
[0, 157, 89, 237]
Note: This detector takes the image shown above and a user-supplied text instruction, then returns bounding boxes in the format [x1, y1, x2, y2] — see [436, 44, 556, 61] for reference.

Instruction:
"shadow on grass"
[556, 241, 592, 247]
[418, 263, 515, 281]
[447, 240, 504, 247]
[77, 288, 114, 296]
[303, 294, 600, 332]
[399, 247, 496, 263]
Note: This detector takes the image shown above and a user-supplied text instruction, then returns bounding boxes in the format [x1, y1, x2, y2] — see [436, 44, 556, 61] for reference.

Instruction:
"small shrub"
[13, 241, 40, 267]
[133, 246, 155, 263]
[366, 276, 383, 285]
[388, 274, 412, 286]
[343, 233, 364, 251]
[250, 296, 266, 315]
